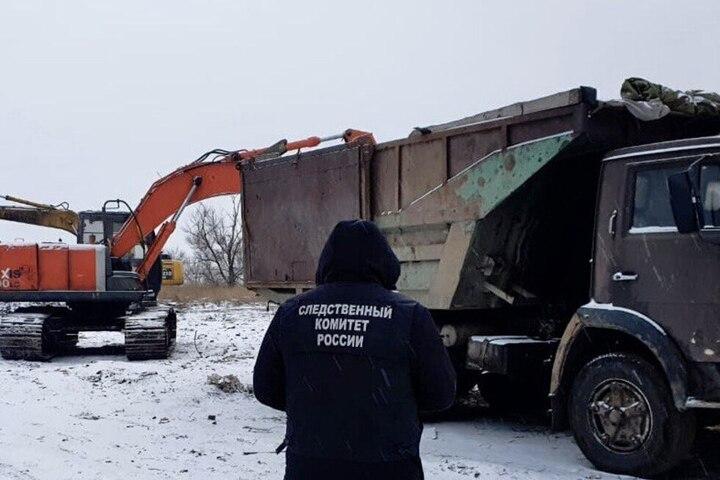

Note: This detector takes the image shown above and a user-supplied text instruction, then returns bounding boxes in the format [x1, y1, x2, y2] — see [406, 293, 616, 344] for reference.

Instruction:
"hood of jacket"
[315, 220, 400, 290]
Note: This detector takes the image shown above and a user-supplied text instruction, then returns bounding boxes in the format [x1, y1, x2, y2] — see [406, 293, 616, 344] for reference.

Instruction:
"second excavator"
[0, 194, 80, 236]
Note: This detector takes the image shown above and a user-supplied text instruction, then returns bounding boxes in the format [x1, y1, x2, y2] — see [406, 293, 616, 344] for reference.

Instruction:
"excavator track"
[54, 330, 79, 353]
[0, 313, 54, 361]
[124, 307, 176, 361]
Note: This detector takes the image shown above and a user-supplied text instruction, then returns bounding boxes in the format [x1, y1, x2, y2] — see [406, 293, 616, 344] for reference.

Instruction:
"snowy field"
[0, 302, 716, 480]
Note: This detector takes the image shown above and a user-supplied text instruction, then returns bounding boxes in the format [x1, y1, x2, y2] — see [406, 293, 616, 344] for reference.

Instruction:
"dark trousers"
[284, 453, 424, 480]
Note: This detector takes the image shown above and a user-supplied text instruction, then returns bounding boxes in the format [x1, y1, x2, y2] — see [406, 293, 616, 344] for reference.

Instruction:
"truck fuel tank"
[466, 335, 558, 376]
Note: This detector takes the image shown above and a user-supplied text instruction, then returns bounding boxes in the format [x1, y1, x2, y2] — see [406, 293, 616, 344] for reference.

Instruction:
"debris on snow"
[207, 373, 252, 395]
[76, 412, 102, 421]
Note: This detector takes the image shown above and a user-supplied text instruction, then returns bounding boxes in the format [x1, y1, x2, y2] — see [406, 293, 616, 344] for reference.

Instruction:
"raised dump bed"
[242, 85, 720, 476]
[241, 86, 720, 313]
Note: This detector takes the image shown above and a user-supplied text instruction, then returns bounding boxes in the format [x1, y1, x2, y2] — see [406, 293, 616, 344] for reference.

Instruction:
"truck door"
[594, 152, 720, 363]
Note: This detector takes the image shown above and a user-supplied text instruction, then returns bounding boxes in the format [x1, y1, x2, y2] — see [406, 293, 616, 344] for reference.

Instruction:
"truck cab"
[596, 137, 720, 370]
[551, 136, 720, 476]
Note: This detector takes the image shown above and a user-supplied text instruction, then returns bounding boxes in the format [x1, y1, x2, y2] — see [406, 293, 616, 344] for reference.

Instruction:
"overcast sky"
[1, 0, 719, 251]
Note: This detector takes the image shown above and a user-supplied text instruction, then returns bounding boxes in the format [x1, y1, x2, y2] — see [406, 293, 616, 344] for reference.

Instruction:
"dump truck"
[239, 86, 720, 476]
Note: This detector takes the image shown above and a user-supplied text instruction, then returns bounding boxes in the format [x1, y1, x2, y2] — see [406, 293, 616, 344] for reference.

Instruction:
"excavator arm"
[111, 129, 374, 281]
[0, 195, 79, 235]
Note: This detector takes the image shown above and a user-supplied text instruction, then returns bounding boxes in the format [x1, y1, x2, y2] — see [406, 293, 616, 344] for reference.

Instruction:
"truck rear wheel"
[569, 353, 695, 477]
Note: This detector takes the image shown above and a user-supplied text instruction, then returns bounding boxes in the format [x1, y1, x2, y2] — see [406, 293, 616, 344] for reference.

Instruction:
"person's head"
[315, 219, 400, 290]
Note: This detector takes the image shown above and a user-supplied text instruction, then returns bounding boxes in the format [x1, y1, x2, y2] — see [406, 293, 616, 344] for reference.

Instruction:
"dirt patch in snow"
[207, 373, 252, 395]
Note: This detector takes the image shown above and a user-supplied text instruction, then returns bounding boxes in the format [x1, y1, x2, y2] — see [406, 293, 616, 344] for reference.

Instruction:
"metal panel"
[375, 132, 576, 230]
[447, 128, 504, 177]
[373, 104, 586, 232]
[370, 147, 399, 215]
[415, 88, 591, 134]
[242, 145, 370, 285]
[399, 139, 447, 208]
[508, 112, 577, 145]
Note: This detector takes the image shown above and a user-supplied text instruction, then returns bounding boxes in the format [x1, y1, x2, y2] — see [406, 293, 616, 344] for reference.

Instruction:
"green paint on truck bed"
[455, 132, 574, 216]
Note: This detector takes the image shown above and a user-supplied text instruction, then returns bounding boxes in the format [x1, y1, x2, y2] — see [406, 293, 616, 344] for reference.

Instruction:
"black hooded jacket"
[253, 220, 456, 478]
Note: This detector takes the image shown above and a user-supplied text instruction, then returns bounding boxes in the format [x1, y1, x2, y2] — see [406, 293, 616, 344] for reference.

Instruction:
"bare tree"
[163, 246, 188, 262]
[183, 197, 243, 286]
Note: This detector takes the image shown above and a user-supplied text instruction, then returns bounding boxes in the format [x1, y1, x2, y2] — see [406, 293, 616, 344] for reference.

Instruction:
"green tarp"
[621, 77, 720, 120]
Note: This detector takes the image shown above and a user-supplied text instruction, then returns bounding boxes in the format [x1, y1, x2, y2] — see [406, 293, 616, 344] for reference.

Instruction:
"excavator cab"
[77, 209, 163, 295]
[77, 210, 130, 245]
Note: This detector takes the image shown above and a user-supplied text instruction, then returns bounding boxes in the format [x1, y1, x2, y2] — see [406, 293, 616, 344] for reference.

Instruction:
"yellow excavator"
[0, 194, 184, 285]
[0, 194, 79, 235]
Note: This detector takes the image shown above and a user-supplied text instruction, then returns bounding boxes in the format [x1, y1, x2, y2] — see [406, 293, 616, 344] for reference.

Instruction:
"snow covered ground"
[0, 303, 715, 479]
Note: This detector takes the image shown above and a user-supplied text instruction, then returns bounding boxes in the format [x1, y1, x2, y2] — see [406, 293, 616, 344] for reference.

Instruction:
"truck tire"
[568, 353, 695, 477]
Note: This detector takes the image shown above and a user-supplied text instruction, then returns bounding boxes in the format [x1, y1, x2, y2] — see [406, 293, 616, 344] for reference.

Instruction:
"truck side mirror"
[668, 171, 699, 233]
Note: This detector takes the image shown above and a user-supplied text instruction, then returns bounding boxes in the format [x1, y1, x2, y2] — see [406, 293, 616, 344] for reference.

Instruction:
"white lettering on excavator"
[299, 303, 391, 349]
[0, 267, 25, 289]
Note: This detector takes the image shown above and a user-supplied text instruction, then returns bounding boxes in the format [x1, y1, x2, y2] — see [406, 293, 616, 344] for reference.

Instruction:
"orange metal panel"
[68, 246, 97, 291]
[38, 243, 70, 290]
[0, 244, 39, 291]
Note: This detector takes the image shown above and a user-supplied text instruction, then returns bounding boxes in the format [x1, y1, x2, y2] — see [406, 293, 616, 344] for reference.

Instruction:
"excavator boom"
[111, 129, 374, 281]
[110, 161, 241, 259]
[0, 195, 79, 235]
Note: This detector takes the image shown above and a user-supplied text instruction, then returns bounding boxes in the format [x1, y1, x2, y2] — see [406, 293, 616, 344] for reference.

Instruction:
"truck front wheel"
[568, 353, 695, 477]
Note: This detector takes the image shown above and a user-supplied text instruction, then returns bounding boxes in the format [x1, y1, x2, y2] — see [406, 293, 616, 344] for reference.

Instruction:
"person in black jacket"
[253, 219, 456, 480]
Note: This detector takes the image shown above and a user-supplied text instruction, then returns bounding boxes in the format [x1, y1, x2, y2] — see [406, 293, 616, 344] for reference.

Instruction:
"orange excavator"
[0, 129, 374, 361]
